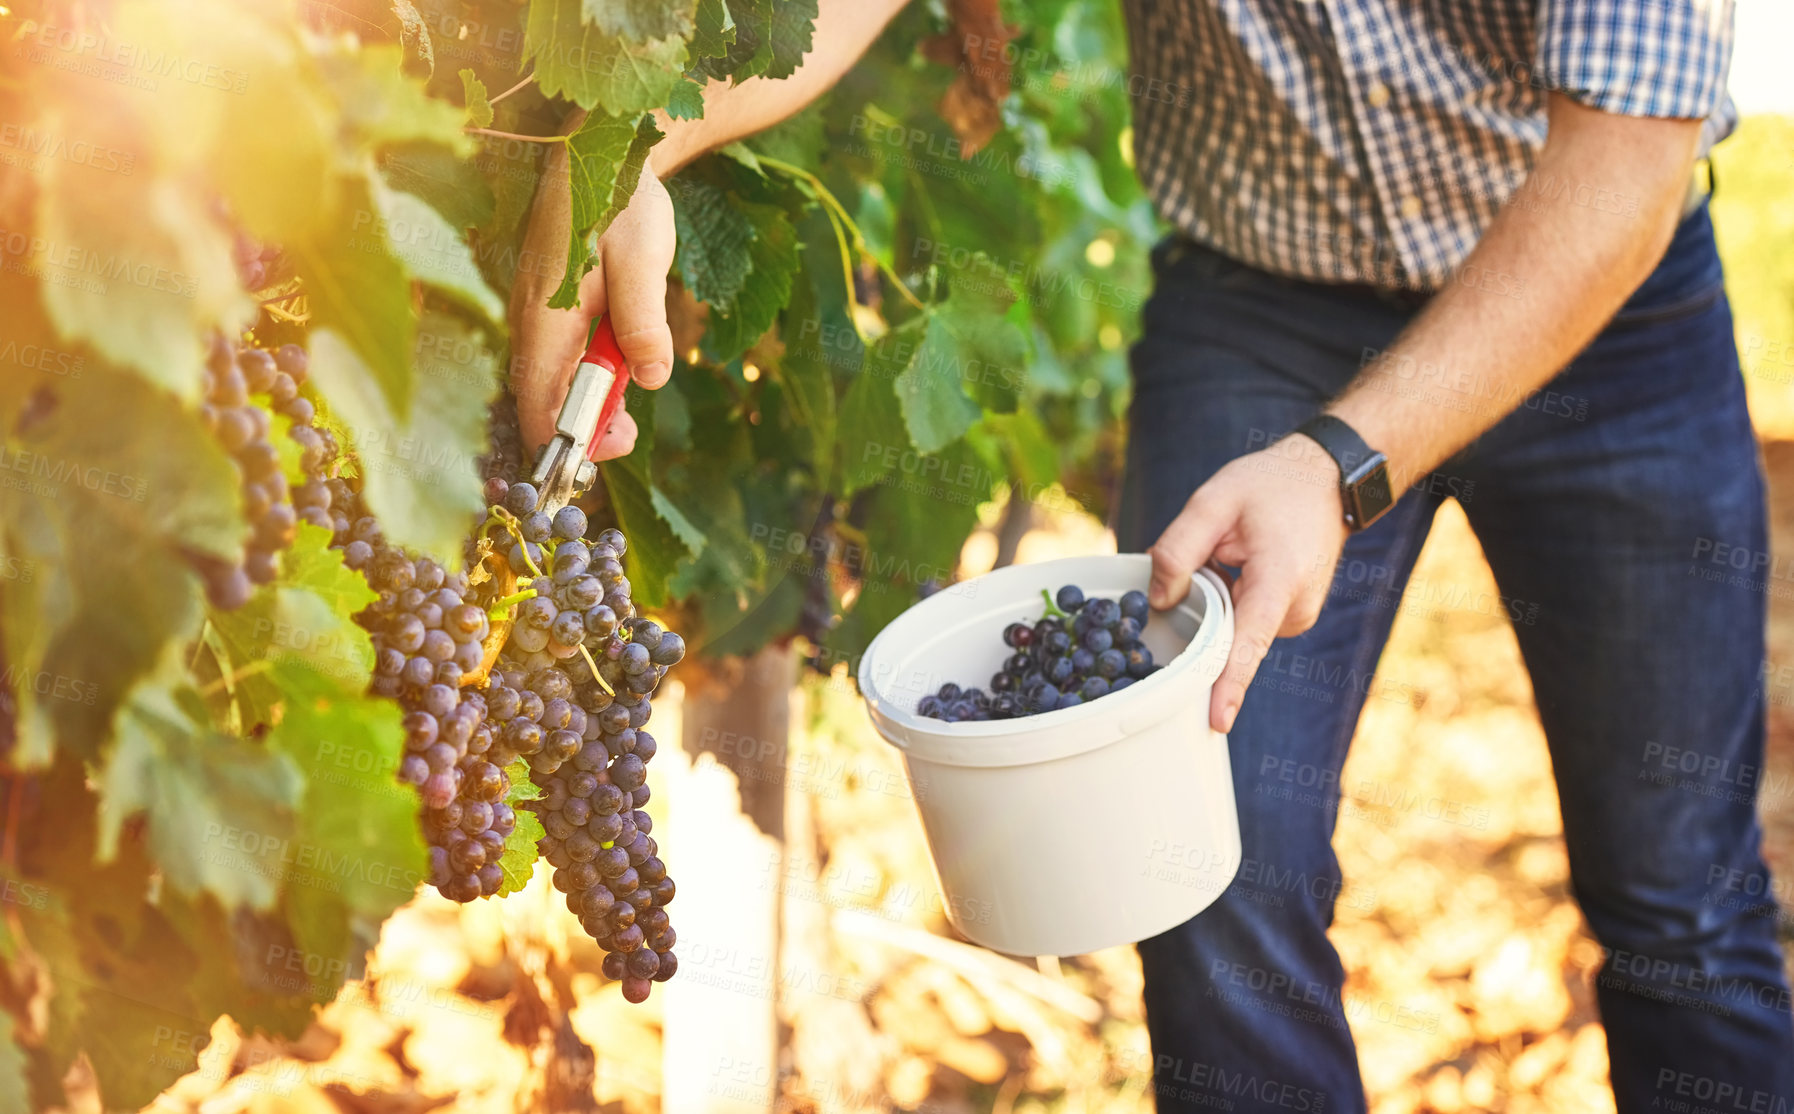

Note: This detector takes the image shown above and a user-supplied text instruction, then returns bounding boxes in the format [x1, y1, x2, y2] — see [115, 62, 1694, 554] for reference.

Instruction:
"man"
[511, 1, 1794, 1109]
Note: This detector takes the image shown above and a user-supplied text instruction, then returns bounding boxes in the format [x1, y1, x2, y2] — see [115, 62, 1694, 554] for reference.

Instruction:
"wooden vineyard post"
[660, 643, 794, 1113]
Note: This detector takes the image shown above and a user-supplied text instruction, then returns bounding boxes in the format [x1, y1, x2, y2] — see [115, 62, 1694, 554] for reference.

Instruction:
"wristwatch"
[1292, 414, 1394, 531]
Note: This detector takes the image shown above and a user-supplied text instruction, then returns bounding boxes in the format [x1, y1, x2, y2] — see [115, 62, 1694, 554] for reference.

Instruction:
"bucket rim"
[858, 557, 1233, 768]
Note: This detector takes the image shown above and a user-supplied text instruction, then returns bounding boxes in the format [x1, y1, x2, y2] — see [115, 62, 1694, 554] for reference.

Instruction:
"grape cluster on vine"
[195, 334, 693, 1002]
[298, 404, 688, 1001]
[483, 478, 684, 1003]
[324, 489, 516, 902]
[189, 337, 334, 609]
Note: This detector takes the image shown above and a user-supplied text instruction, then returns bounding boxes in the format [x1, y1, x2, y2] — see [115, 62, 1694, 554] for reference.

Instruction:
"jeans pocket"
[1609, 204, 1727, 329]
[1608, 280, 1726, 329]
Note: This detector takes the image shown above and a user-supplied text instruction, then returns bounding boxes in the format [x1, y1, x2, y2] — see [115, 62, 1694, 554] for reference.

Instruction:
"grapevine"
[0, 0, 1150, 1101]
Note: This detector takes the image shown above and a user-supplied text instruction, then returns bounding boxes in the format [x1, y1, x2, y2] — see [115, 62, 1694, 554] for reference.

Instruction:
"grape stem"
[486, 588, 537, 619]
[752, 154, 929, 316]
[487, 72, 535, 106]
[1039, 589, 1070, 621]
[484, 506, 547, 580]
[466, 127, 566, 145]
[483, 507, 615, 695]
[197, 659, 273, 697]
[578, 641, 615, 698]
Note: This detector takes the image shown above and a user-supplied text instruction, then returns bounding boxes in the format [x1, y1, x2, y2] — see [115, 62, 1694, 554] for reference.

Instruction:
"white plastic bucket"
[858, 554, 1241, 957]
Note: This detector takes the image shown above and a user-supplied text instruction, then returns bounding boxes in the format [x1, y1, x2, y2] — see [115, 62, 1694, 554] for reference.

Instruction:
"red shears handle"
[583, 316, 633, 458]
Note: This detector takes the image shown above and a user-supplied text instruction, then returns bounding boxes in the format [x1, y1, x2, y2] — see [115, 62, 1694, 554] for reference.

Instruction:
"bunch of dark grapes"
[483, 477, 685, 1003]
[328, 502, 519, 903]
[191, 336, 336, 609]
[480, 394, 526, 488]
[314, 416, 686, 1002]
[918, 585, 1162, 721]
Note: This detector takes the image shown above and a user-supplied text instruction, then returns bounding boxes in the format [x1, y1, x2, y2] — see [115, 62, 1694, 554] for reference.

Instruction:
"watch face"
[1345, 457, 1395, 528]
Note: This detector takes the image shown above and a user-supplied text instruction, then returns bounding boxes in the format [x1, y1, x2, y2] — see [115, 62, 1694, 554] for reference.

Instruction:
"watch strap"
[1295, 414, 1375, 476]
[1293, 414, 1394, 530]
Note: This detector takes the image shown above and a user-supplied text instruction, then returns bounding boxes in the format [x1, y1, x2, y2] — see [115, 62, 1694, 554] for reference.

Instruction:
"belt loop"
[1682, 157, 1713, 218]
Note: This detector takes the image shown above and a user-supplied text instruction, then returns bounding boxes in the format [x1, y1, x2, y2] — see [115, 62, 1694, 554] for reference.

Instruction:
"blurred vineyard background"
[108, 116, 1794, 1114]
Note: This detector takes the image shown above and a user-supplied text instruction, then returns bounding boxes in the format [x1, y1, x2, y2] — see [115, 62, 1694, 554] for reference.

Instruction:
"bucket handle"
[1189, 564, 1235, 686]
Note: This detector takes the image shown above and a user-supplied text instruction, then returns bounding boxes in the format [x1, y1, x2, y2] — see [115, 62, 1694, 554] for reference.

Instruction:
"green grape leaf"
[937, 256, 1030, 411]
[0, 359, 241, 767]
[666, 76, 708, 120]
[775, 262, 841, 481]
[691, 0, 738, 63]
[372, 180, 506, 325]
[974, 408, 1058, 491]
[459, 67, 494, 128]
[670, 178, 755, 307]
[66, 914, 222, 1109]
[583, 0, 699, 41]
[660, 393, 761, 608]
[549, 113, 664, 309]
[288, 179, 417, 422]
[498, 804, 545, 897]
[653, 377, 694, 451]
[718, 141, 766, 177]
[497, 756, 543, 896]
[308, 312, 497, 567]
[831, 438, 986, 662]
[715, 0, 770, 78]
[722, 0, 817, 80]
[897, 314, 985, 454]
[600, 386, 706, 608]
[895, 262, 1028, 451]
[68, 889, 308, 1107]
[267, 661, 423, 923]
[697, 566, 803, 658]
[526, 0, 689, 115]
[764, 0, 820, 79]
[10, 760, 149, 1096]
[380, 142, 497, 233]
[98, 669, 305, 910]
[703, 200, 799, 363]
[208, 523, 378, 730]
[839, 319, 924, 494]
[165, 893, 327, 1026]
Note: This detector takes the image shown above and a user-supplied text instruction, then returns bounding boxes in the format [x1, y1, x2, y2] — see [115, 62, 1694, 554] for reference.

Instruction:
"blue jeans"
[1119, 206, 1794, 1113]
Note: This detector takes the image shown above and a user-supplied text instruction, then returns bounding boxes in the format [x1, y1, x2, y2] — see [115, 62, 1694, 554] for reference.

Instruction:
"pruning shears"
[530, 316, 632, 516]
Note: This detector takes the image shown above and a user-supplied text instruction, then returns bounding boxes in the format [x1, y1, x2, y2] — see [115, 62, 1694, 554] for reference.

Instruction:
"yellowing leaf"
[112, 0, 337, 244]
[33, 129, 249, 401]
[459, 67, 494, 129]
[288, 178, 417, 422]
[316, 45, 472, 155]
[308, 312, 496, 567]
[372, 178, 505, 324]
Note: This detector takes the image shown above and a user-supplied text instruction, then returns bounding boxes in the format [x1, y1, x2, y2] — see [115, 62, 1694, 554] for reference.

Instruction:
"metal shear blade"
[531, 358, 613, 516]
